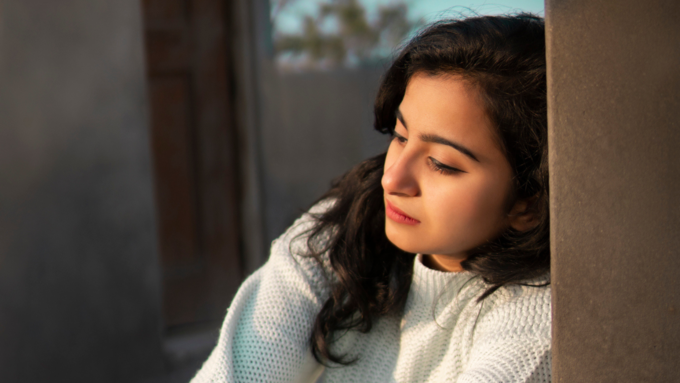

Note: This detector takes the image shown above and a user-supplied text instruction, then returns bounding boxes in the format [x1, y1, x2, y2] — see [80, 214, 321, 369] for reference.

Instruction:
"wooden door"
[142, 0, 242, 328]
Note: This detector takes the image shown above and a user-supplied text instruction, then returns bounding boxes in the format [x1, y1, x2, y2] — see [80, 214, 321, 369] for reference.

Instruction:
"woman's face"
[382, 73, 515, 271]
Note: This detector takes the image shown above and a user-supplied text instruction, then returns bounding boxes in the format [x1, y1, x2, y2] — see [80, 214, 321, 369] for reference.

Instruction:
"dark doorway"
[142, 0, 242, 329]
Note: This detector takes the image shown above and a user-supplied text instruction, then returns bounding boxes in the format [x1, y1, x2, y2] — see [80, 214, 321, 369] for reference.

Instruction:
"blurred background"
[0, 0, 543, 382]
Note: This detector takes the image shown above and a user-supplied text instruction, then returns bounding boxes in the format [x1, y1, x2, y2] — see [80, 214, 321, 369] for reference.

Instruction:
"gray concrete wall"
[0, 1, 164, 382]
[258, 67, 388, 245]
[547, 0, 680, 381]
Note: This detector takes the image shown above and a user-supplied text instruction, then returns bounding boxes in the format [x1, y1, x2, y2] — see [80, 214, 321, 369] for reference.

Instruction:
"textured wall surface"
[0, 1, 164, 382]
[547, 0, 680, 381]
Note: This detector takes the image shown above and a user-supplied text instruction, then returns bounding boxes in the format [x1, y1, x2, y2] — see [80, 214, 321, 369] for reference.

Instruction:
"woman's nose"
[382, 153, 420, 197]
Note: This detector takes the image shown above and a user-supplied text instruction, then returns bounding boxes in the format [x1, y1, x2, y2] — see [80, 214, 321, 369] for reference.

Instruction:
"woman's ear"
[508, 197, 539, 232]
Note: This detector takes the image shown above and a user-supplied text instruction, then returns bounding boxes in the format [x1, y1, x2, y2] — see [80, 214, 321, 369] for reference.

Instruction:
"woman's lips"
[385, 200, 420, 225]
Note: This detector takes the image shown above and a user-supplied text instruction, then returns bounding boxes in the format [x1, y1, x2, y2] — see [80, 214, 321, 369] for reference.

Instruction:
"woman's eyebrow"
[419, 133, 480, 162]
[396, 109, 480, 163]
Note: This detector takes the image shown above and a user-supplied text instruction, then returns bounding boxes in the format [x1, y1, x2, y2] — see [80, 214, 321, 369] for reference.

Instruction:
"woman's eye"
[428, 157, 463, 175]
[392, 132, 407, 144]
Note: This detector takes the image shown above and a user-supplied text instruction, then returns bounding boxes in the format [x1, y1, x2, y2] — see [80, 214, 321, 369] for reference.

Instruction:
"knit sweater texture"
[191, 204, 552, 383]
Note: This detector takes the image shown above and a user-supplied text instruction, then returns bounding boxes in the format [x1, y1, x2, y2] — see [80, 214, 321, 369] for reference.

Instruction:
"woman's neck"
[421, 254, 466, 272]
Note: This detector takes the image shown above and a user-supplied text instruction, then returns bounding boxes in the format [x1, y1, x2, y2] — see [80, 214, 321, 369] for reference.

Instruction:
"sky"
[272, 0, 545, 35]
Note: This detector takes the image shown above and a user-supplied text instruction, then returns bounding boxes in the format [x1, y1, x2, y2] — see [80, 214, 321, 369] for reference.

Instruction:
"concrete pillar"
[547, 0, 680, 381]
[0, 1, 164, 382]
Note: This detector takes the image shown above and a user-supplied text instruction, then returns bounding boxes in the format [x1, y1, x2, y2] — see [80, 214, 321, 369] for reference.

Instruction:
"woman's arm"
[191, 210, 330, 383]
[456, 336, 551, 383]
[457, 285, 552, 383]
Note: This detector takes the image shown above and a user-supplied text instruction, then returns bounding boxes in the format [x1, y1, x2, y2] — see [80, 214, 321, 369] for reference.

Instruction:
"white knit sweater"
[191, 205, 552, 383]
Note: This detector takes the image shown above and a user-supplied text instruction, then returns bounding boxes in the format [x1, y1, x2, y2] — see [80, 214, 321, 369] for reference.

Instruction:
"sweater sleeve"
[190, 209, 331, 383]
[456, 285, 552, 383]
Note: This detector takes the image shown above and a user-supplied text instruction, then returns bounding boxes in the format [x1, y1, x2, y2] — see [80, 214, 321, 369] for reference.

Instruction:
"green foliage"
[273, 0, 419, 70]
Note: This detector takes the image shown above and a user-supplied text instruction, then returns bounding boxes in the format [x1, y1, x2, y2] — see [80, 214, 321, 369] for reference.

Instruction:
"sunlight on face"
[382, 73, 514, 272]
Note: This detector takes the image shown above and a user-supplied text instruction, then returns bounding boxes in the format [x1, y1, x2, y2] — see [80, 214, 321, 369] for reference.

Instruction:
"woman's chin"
[385, 225, 424, 254]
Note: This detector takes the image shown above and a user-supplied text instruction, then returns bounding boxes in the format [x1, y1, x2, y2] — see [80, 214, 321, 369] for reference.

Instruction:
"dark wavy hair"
[303, 13, 549, 365]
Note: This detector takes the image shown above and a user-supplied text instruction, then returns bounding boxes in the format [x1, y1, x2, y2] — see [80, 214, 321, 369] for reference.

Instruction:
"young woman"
[193, 13, 551, 383]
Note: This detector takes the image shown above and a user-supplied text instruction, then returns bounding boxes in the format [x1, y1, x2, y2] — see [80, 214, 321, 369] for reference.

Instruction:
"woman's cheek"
[440, 178, 490, 227]
[469, 178, 512, 234]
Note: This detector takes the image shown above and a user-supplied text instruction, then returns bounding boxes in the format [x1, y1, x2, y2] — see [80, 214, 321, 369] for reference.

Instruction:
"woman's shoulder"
[457, 278, 551, 383]
[190, 201, 335, 383]
[476, 277, 552, 339]
[268, 199, 337, 286]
